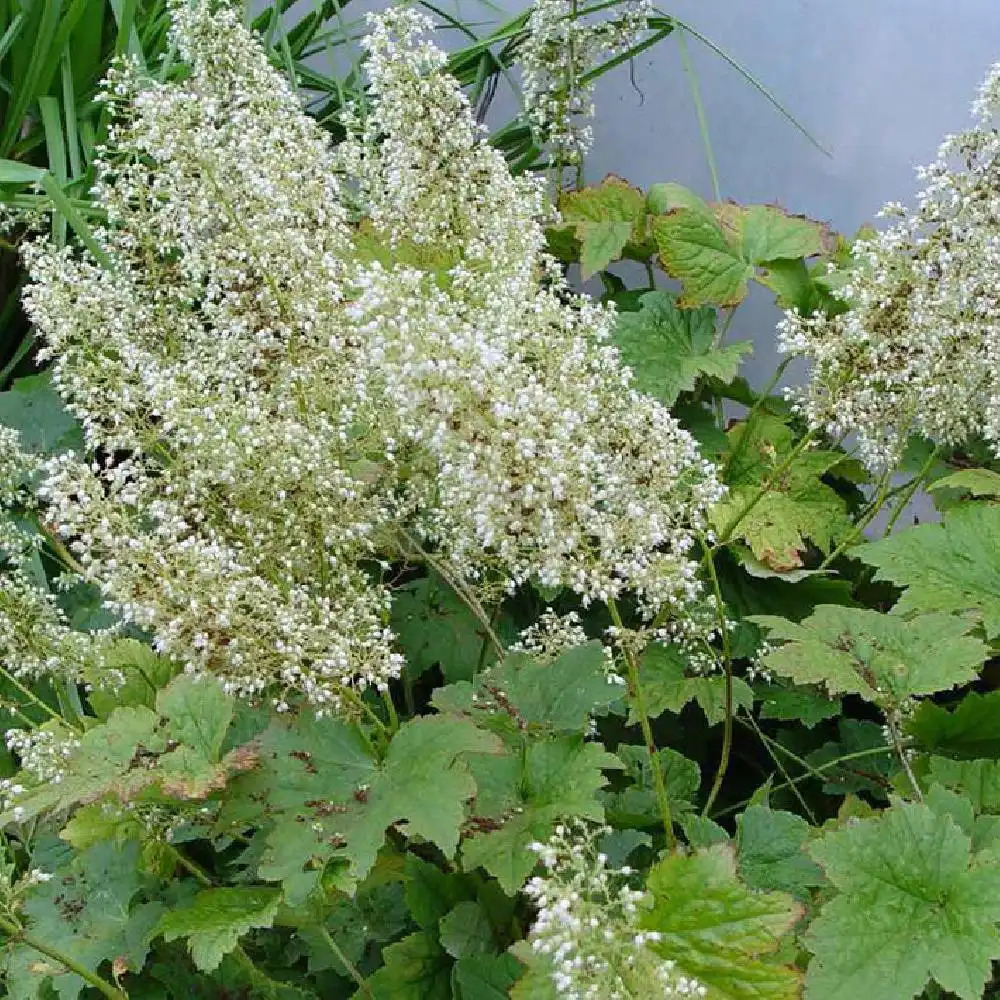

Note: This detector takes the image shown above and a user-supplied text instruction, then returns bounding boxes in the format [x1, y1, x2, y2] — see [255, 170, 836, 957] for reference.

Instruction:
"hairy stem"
[0, 914, 128, 999]
[700, 542, 734, 817]
[886, 709, 923, 803]
[607, 598, 676, 851]
[318, 924, 374, 998]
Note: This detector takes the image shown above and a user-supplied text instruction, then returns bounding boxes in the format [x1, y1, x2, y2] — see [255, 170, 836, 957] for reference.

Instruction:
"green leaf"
[642, 845, 802, 1000]
[806, 800, 1000, 1000]
[0, 708, 164, 825]
[0, 158, 45, 185]
[2, 842, 162, 1000]
[646, 182, 712, 216]
[737, 805, 824, 898]
[83, 640, 175, 718]
[391, 573, 498, 683]
[921, 757, 1000, 813]
[603, 745, 700, 828]
[439, 901, 495, 958]
[453, 954, 523, 1000]
[757, 257, 837, 315]
[926, 468, 1000, 498]
[578, 220, 632, 279]
[556, 175, 653, 278]
[435, 642, 622, 736]
[755, 683, 841, 728]
[753, 606, 985, 706]
[738, 204, 829, 264]
[612, 291, 751, 406]
[653, 209, 753, 308]
[633, 642, 752, 725]
[461, 738, 621, 893]
[713, 417, 853, 569]
[154, 887, 281, 972]
[337, 716, 503, 879]
[908, 690, 1000, 759]
[0, 373, 82, 457]
[217, 713, 378, 900]
[363, 932, 451, 1000]
[858, 503, 1000, 639]
[653, 203, 830, 308]
[156, 673, 233, 762]
[681, 814, 730, 849]
[488, 643, 623, 732]
[404, 855, 473, 931]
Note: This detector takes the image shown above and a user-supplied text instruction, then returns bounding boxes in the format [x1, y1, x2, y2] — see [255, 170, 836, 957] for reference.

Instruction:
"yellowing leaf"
[753, 606, 986, 707]
[653, 209, 752, 307]
[642, 845, 802, 1000]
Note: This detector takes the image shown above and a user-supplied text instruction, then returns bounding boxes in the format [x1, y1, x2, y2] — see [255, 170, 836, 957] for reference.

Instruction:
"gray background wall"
[556, 0, 1000, 387]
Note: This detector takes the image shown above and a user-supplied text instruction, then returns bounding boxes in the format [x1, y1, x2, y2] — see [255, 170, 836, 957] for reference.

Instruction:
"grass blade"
[60, 50, 83, 178]
[0, 0, 64, 156]
[661, 11, 830, 156]
[40, 172, 111, 267]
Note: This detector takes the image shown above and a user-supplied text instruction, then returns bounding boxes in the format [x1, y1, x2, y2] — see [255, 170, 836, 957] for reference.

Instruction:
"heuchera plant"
[3, 2, 1000, 999]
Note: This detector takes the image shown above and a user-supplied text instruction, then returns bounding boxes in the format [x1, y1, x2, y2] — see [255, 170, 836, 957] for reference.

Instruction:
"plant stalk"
[0, 914, 128, 999]
[607, 598, 676, 851]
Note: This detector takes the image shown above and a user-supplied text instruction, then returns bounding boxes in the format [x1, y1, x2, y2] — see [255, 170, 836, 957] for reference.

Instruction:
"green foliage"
[634, 641, 754, 725]
[712, 415, 856, 570]
[0, 374, 81, 456]
[737, 805, 824, 897]
[2, 842, 162, 999]
[642, 845, 803, 999]
[613, 291, 752, 405]
[391, 573, 502, 682]
[154, 888, 282, 972]
[6, 16, 1000, 999]
[858, 503, 1000, 639]
[753, 606, 986, 707]
[908, 690, 1000, 759]
[461, 738, 621, 892]
[806, 799, 1000, 1000]
[552, 175, 654, 278]
[652, 197, 830, 308]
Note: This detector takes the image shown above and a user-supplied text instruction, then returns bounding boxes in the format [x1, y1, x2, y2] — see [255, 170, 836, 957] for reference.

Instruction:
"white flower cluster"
[521, 0, 653, 169]
[512, 610, 623, 683]
[778, 63, 1000, 472]
[1, 726, 81, 821]
[21, 2, 719, 710]
[526, 822, 705, 999]
[0, 431, 114, 685]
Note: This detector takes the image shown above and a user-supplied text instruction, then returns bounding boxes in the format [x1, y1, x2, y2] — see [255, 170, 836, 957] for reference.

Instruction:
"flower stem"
[399, 530, 505, 659]
[318, 924, 374, 998]
[607, 598, 676, 851]
[882, 447, 941, 538]
[886, 709, 923, 803]
[0, 914, 128, 999]
[700, 542, 734, 817]
[713, 431, 814, 550]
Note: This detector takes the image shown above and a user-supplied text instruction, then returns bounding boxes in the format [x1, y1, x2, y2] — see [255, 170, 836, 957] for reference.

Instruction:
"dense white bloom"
[521, 0, 653, 169]
[525, 822, 705, 998]
[20, 2, 719, 709]
[512, 609, 623, 683]
[779, 62, 1000, 472]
